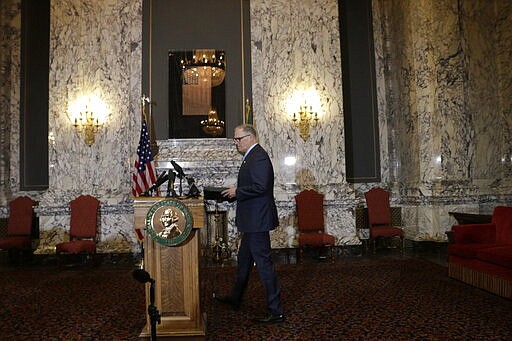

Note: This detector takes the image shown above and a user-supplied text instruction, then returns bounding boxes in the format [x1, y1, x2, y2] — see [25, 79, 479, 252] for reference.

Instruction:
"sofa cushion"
[451, 223, 495, 243]
[477, 245, 512, 269]
[493, 206, 512, 244]
[448, 243, 497, 259]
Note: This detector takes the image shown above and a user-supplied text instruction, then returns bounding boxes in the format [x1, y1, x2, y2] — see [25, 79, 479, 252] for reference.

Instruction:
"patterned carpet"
[0, 266, 146, 340]
[206, 257, 512, 340]
[1, 257, 511, 340]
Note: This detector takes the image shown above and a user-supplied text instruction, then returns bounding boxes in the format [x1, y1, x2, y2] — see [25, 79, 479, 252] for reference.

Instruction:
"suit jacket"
[235, 144, 279, 232]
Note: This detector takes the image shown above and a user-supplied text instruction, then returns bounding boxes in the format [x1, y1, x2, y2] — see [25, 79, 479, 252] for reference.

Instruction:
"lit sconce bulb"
[284, 156, 296, 166]
[70, 96, 107, 147]
[291, 100, 319, 141]
[287, 88, 321, 141]
[48, 132, 55, 145]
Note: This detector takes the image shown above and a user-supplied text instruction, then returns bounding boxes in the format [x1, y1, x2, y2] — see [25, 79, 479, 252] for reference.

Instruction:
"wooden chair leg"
[296, 247, 303, 264]
[329, 245, 335, 263]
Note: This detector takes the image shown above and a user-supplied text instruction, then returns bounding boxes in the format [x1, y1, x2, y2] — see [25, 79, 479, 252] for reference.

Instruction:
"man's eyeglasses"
[233, 134, 251, 143]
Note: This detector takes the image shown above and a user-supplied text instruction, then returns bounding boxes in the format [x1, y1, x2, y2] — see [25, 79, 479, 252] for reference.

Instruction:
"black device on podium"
[203, 186, 236, 203]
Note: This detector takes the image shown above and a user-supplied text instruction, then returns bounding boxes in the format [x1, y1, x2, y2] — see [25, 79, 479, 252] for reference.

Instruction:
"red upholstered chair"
[0, 196, 38, 259]
[295, 189, 336, 263]
[56, 195, 100, 259]
[364, 187, 404, 254]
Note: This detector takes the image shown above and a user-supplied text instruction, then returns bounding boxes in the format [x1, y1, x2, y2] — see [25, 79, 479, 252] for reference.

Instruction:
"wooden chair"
[364, 187, 404, 254]
[56, 195, 100, 263]
[295, 189, 336, 263]
[0, 196, 38, 262]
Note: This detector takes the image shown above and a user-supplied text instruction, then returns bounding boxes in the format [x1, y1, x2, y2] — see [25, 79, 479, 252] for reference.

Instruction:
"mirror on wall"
[168, 49, 226, 138]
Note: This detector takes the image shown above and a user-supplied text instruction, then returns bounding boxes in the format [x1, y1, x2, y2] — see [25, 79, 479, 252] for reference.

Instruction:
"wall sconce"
[292, 103, 319, 141]
[73, 106, 102, 146]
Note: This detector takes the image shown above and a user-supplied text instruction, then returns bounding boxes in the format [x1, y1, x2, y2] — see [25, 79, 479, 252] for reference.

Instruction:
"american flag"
[132, 120, 157, 196]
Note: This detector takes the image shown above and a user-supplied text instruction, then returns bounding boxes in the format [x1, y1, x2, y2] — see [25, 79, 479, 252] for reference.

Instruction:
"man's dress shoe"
[214, 295, 240, 310]
[252, 313, 285, 324]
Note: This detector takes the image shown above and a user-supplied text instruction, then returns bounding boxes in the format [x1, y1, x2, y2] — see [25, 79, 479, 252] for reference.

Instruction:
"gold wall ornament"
[292, 104, 319, 141]
[72, 107, 102, 146]
[145, 199, 193, 247]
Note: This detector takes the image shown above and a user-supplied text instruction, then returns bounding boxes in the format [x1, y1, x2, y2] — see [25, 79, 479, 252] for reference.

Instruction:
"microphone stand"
[148, 278, 160, 341]
[178, 175, 183, 197]
[133, 269, 161, 340]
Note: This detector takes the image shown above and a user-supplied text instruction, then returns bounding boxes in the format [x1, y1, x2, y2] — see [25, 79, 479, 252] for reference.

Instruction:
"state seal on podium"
[145, 199, 193, 246]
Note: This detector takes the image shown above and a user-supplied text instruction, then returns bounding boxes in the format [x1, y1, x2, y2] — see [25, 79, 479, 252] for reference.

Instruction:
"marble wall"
[0, 0, 511, 254]
[0, 0, 20, 210]
[373, 0, 512, 240]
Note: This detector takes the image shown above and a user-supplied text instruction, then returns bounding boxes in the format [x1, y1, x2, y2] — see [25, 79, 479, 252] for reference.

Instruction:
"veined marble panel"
[467, 0, 512, 187]
[403, 204, 478, 242]
[31, 0, 143, 253]
[251, 0, 347, 198]
[155, 138, 241, 191]
[0, 0, 20, 204]
[48, 0, 142, 195]
[374, 0, 512, 241]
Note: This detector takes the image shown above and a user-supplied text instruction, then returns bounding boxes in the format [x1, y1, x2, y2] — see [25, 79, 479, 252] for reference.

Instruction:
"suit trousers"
[230, 231, 283, 316]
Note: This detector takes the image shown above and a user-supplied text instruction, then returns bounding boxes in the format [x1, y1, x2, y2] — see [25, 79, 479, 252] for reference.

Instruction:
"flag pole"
[141, 95, 159, 157]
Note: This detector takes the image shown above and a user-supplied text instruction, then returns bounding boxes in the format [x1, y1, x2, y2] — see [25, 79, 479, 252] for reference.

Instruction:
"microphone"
[154, 171, 168, 187]
[144, 171, 169, 195]
[171, 160, 186, 179]
[132, 269, 154, 284]
[166, 171, 177, 198]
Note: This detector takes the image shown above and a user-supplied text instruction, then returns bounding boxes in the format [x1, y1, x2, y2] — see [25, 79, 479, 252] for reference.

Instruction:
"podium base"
[138, 319, 205, 339]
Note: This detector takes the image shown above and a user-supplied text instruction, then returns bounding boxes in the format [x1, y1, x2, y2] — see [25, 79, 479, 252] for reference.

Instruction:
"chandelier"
[180, 49, 226, 87]
[200, 109, 225, 137]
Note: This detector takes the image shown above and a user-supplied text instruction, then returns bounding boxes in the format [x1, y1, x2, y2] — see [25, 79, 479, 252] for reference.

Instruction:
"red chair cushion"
[0, 236, 31, 250]
[451, 223, 496, 244]
[492, 206, 512, 244]
[56, 240, 96, 254]
[477, 245, 512, 269]
[448, 243, 498, 259]
[299, 232, 335, 247]
[370, 226, 403, 238]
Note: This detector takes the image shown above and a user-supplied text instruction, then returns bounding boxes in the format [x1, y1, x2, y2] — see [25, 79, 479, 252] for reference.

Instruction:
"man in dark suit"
[218, 124, 284, 324]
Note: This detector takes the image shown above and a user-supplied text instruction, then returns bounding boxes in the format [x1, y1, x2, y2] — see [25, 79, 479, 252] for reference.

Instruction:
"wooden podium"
[134, 197, 205, 339]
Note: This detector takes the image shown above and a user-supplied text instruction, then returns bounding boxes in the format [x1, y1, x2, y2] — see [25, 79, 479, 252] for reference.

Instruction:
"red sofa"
[448, 206, 512, 298]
